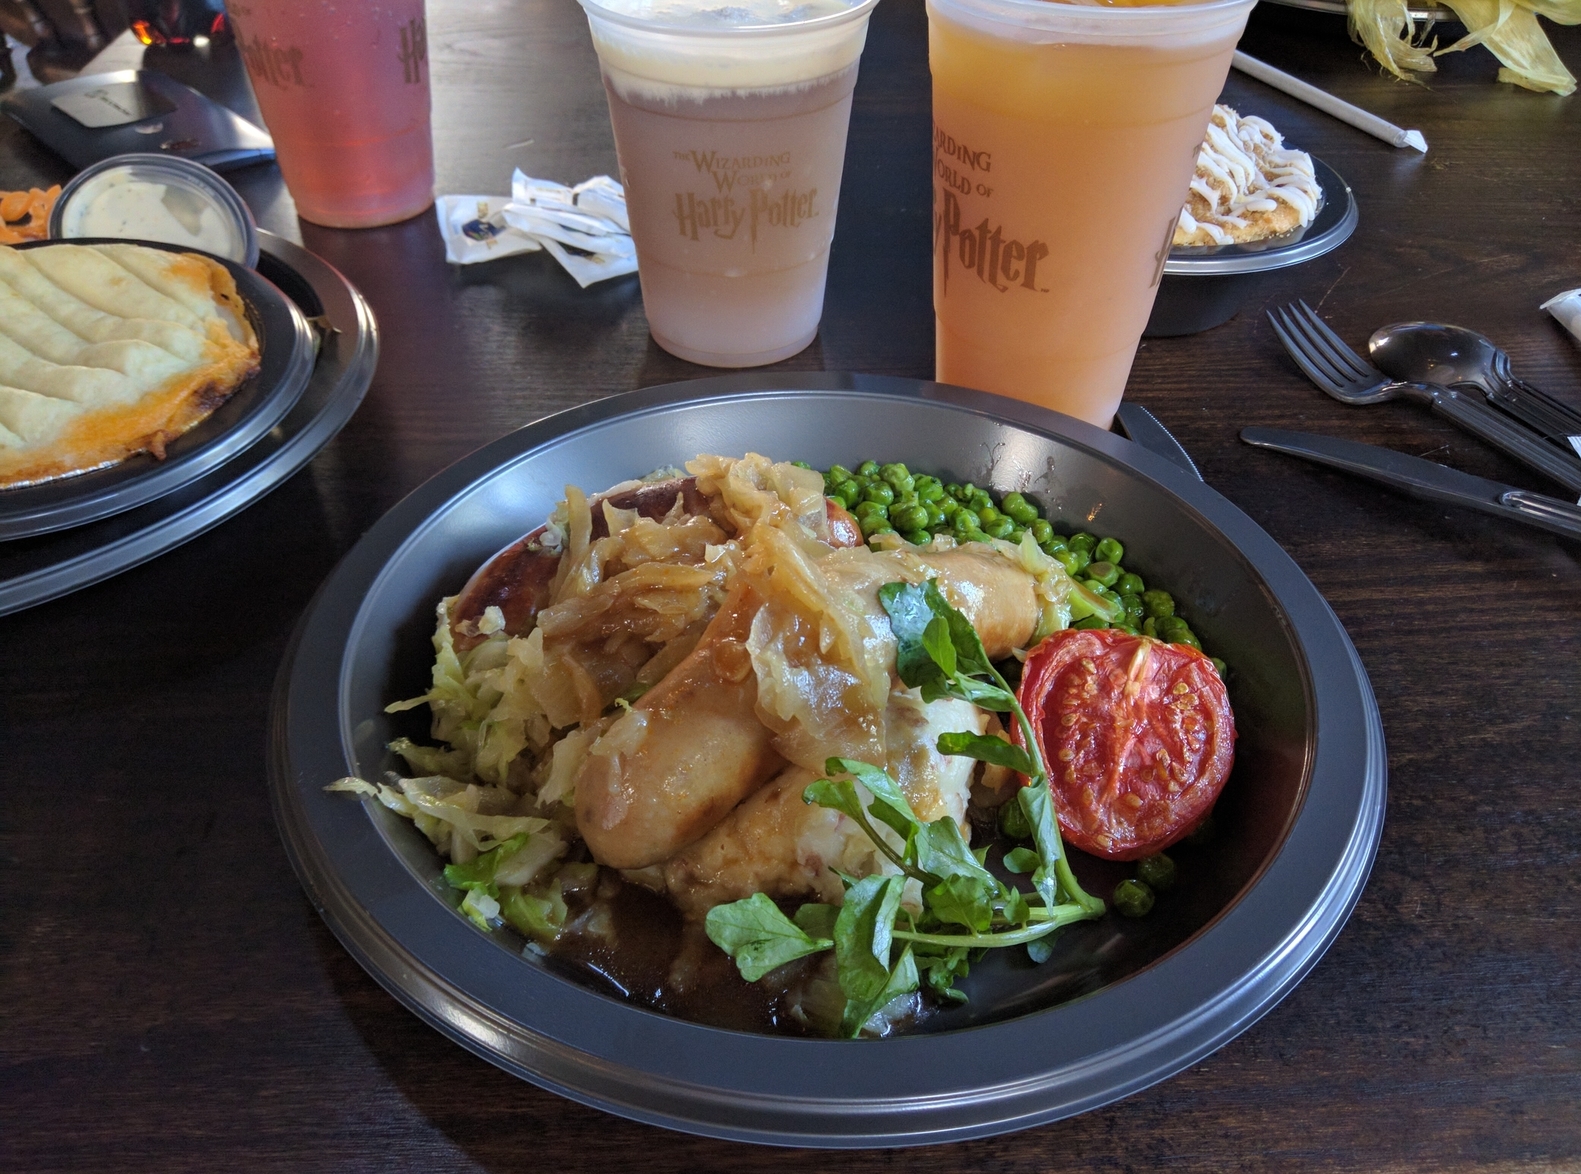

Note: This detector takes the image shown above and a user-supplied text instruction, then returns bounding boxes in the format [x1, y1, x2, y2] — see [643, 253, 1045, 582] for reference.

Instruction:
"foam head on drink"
[928, 0, 1257, 427]
[579, 0, 878, 367]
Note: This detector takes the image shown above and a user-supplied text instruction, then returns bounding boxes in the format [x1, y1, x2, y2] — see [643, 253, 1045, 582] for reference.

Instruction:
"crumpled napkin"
[435, 171, 636, 287]
[1541, 287, 1581, 346]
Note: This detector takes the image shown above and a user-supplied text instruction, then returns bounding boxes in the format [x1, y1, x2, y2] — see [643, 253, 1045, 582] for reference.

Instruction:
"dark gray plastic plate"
[0, 238, 317, 539]
[268, 374, 1386, 1147]
[0, 232, 376, 615]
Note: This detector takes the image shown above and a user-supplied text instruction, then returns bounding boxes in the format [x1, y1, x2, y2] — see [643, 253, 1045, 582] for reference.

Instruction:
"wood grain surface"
[2, 2, 1578, 1169]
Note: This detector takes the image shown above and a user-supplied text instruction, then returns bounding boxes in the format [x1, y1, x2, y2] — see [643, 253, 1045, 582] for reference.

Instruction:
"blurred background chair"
[0, 0, 126, 83]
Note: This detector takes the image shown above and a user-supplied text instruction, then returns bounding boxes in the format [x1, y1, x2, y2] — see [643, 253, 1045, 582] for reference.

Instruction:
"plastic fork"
[1268, 301, 1581, 496]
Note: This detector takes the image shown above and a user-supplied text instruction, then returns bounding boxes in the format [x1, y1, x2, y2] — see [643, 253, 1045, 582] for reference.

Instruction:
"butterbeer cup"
[228, 0, 435, 228]
[929, 0, 1257, 426]
[578, 0, 879, 367]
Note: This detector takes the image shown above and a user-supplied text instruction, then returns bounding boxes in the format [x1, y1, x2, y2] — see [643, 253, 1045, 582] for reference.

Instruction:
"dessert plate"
[268, 373, 1386, 1146]
[0, 238, 317, 540]
[1148, 157, 1358, 337]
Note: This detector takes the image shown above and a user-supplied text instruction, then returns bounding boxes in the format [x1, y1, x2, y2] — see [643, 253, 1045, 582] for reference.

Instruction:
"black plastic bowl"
[268, 373, 1385, 1147]
[1144, 157, 1358, 337]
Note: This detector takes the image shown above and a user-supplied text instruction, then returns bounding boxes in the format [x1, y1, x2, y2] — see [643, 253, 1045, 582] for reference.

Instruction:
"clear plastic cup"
[578, 0, 879, 367]
[228, 0, 435, 229]
[928, 0, 1257, 426]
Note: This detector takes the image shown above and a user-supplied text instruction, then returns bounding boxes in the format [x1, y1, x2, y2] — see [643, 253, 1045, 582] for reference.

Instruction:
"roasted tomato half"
[1013, 628, 1235, 861]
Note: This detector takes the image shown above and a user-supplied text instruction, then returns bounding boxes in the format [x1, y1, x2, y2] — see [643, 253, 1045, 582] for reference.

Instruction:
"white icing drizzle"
[1175, 105, 1321, 247]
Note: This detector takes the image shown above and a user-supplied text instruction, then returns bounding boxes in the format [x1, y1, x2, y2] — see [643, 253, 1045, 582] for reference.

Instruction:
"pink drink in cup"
[228, 0, 435, 228]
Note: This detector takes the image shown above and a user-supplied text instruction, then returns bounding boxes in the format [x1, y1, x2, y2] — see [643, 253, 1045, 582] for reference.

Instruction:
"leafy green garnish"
[704, 578, 1106, 1037]
[704, 893, 834, 982]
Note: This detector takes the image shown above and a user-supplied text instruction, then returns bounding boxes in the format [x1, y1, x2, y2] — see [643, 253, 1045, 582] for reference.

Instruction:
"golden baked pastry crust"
[0, 245, 261, 489]
[1173, 106, 1321, 249]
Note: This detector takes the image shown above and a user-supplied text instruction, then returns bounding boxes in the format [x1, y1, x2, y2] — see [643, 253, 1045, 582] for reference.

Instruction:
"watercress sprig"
[703, 579, 1105, 1037]
[880, 579, 1104, 919]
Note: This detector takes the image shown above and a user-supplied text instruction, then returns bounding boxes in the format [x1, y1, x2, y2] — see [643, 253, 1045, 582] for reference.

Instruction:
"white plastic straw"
[1232, 51, 1428, 153]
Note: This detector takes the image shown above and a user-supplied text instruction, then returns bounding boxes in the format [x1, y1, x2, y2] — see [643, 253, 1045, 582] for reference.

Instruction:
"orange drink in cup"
[929, 0, 1256, 426]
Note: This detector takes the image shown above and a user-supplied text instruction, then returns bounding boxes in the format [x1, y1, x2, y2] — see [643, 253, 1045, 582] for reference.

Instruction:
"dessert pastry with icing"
[1173, 105, 1322, 248]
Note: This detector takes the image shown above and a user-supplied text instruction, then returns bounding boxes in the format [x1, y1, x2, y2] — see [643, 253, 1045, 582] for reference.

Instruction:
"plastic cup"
[227, 0, 435, 229]
[928, 0, 1257, 426]
[578, 0, 879, 367]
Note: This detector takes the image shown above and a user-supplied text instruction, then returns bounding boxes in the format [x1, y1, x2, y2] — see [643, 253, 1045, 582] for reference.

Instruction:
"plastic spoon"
[1369, 321, 1581, 459]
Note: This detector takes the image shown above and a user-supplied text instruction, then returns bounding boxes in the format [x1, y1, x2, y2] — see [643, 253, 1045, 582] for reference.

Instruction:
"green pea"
[1001, 492, 1040, 525]
[1211, 657, 1228, 677]
[902, 528, 932, 546]
[946, 483, 967, 501]
[1141, 589, 1175, 619]
[1072, 615, 1109, 630]
[970, 490, 994, 512]
[1116, 572, 1145, 596]
[983, 515, 1015, 539]
[999, 798, 1032, 841]
[1085, 560, 1121, 587]
[977, 505, 1003, 526]
[1120, 593, 1145, 625]
[858, 513, 893, 538]
[1060, 548, 1090, 576]
[1114, 624, 1143, 637]
[856, 459, 879, 478]
[862, 481, 895, 507]
[1171, 628, 1203, 651]
[881, 464, 914, 494]
[1156, 615, 1188, 640]
[914, 475, 945, 502]
[1068, 532, 1097, 555]
[790, 460, 813, 470]
[827, 464, 853, 485]
[1041, 532, 1069, 555]
[1008, 526, 1027, 544]
[834, 479, 861, 507]
[939, 497, 960, 518]
[952, 512, 982, 538]
[1095, 537, 1124, 564]
[924, 502, 948, 528]
[852, 499, 886, 520]
[1113, 878, 1155, 918]
[1136, 853, 1177, 892]
[1142, 617, 1158, 638]
[1030, 518, 1054, 545]
[891, 504, 930, 532]
[959, 482, 979, 500]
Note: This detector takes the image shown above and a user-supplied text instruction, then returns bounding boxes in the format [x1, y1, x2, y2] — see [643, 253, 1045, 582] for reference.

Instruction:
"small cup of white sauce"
[49, 153, 260, 268]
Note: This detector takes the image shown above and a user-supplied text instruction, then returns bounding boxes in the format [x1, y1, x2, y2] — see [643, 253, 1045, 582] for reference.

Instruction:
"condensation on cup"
[229, 0, 435, 229]
[578, 0, 879, 367]
[928, 0, 1257, 427]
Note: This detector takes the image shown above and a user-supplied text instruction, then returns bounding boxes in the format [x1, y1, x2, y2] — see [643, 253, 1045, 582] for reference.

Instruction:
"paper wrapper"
[1541, 287, 1581, 346]
[435, 173, 637, 287]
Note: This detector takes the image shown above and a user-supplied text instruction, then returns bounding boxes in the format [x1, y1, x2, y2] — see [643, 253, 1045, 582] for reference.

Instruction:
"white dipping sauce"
[70, 179, 237, 256]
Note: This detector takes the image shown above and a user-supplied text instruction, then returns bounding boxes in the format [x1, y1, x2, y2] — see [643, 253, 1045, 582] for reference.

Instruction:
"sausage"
[574, 586, 785, 869]
[450, 475, 709, 650]
[913, 546, 1040, 659]
[451, 478, 860, 650]
[661, 693, 984, 918]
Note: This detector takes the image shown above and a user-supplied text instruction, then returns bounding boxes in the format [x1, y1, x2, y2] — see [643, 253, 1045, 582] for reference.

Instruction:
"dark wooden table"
[3, 2, 1578, 1168]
